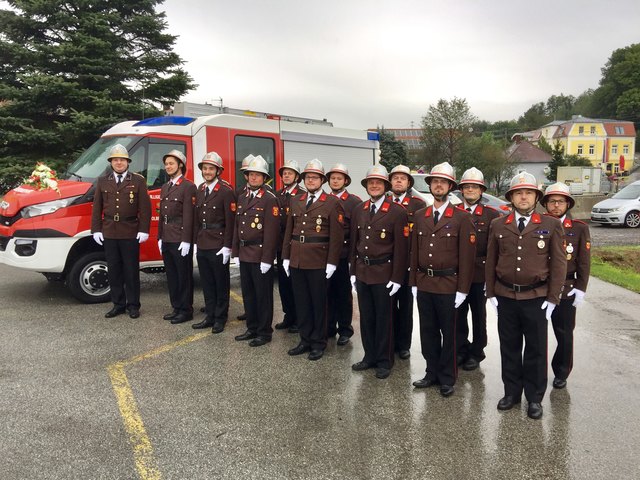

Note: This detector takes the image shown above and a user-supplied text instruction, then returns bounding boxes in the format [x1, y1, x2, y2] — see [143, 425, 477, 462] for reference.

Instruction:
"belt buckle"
[427, 268, 434, 277]
[113, 213, 120, 222]
[164, 215, 168, 225]
[363, 257, 371, 266]
[514, 284, 522, 293]
[299, 235, 305, 243]
[202, 222, 207, 229]
[240, 239, 246, 247]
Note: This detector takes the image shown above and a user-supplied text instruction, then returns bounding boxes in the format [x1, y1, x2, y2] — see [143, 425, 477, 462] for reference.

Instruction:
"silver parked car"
[591, 180, 640, 228]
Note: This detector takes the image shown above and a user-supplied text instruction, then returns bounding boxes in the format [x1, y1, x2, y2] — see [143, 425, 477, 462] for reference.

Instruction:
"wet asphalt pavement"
[0, 264, 639, 480]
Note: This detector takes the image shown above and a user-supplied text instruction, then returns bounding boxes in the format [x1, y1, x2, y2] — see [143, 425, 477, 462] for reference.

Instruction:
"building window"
[623, 145, 629, 154]
[589, 145, 595, 155]
[612, 144, 618, 154]
[615, 126, 624, 134]
[590, 126, 596, 135]
[577, 145, 583, 155]
[578, 126, 584, 134]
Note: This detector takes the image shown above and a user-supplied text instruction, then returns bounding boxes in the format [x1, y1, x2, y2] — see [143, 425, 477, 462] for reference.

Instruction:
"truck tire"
[624, 211, 640, 228]
[67, 252, 111, 303]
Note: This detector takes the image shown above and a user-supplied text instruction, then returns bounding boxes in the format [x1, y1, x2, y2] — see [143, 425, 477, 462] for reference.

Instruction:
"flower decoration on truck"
[24, 162, 61, 194]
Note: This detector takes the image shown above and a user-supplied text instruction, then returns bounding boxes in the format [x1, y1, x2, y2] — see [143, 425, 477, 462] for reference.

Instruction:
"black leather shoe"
[211, 322, 224, 334]
[235, 331, 257, 341]
[398, 350, 411, 360]
[308, 349, 324, 361]
[351, 361, 373, 371]
[462, 358, 479, 371]
[457, 355, 465, 367]
[170, 313, 193, 324]
[128, 309, 140, 319]
[274, 321, 292, 330]
[375, 368, 391, 379]
[553, 377, 567, 389]
[105, 306, 126, 318]
[163, 311, 178, 320]
[497, 395, 521, 411]
[236, 312, 247, 320]
[440, 385, 455, 397]
[288, 343, 311, 356]
[337, 335, 350, 346]
[412, 376, 439, 388]
[527, 402, 543, 419]
[192, 318, 214, 329]
[288, 325, 299, 334]
[249, 337, 271, 347]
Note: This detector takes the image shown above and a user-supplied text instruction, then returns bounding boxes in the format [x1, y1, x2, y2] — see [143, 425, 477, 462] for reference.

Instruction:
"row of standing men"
[91, 144, 590, 420]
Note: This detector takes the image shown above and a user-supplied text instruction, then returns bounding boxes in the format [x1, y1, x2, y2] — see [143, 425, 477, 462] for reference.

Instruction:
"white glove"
[488, 297, 498, 313]
[566, 288, 585, 307]
[350, 275, 357, 293]
[386, 281, 401, 296]
[193, 244, 197, 255]
[454, 291, 467, 308]
[157, 239, 162, 252]
[541, 300, 556, 321]
[283, 259, 290, 277]
[260, 262, 272, 274]
[178, 242, 190, 256]
[136, 232, 149, 244]
[411, 286, 417, 298]
[93, 232, 104, 245]
[325, 263, 337, 279]
[216, 246, 231, 264]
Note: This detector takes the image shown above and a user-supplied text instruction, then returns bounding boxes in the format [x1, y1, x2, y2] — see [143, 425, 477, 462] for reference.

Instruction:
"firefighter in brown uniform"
[91, 144, 151, 318]
[350, 165, 409, 379]
[388, 165, 426, 360]
[486, 172, 566, 420]
[231, 155, 280, 346]
[326, 163, 361, 346]
[274, 160, 305, 334]
[192, 152, 236, 333]
[456, 167, 501, 371]
[409, 162, 476, 396]
[282, 159, 344, 361]
[541, 182, 591, 390]
[157, 150, 197, 324]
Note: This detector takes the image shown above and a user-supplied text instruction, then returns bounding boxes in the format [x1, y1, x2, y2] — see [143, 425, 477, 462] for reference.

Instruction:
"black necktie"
[370, 203, 376, 219]
[306, 194, 314, 209]
[434, 210, 440, 225]
[518, 217, 526, 232]
[205, 186, 211, 197]
[394, 197, 400, 203]
[117, 174, 122, 185]
[466, 207, 472, 212]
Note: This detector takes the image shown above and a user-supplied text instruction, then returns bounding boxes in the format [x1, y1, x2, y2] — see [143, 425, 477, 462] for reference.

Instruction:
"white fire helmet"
[389, 165, 414, 189]
[244, 155, 270, 179]
[327, 163, 351, 187]
[163, 149, 187, 175]
[301, 159, 327, 183]
[240, 154, 256, 172]
[458, 167, 486, 191]
[360, 164, 391, 191]
[198, 151, 224, 174]
[542, 182, 575, 209]
[426, 162, 457, 189]
[279, 159, 301, 177]
[505, 171, 542, 203]
[107, 144, 130, 162]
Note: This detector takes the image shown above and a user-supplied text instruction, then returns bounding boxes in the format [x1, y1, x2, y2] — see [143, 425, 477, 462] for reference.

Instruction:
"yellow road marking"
[108, 294, 244, 479]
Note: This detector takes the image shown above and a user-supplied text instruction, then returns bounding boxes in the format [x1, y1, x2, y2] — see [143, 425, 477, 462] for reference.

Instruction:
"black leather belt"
[240, 239, 261, 247]
[566, 272, 577, 280]
[292, 235, 329, 244]
[418, 266, 457, 277]
[361, 255, 392, 266]
[163, 215, 183, 224]
[104, 214, 136, 222]
[201, 222, 224, 230]
[498, 278, 547, 292]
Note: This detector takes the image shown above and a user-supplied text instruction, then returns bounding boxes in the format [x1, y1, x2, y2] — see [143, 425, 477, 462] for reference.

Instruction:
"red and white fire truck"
[0, 106, 380, 303]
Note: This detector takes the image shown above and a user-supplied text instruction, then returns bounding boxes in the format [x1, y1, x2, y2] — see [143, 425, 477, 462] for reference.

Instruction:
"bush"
[0, 157, 70, 195]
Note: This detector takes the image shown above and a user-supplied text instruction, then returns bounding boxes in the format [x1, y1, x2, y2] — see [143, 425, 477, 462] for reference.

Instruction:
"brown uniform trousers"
[549, 214, 591, 382]
[194, 180, 236, 325]
[409, 204, 476, 386]
[327, 191, 362, 339]
[158, 177, 197, 315]
[350, 199, 409, 369]
[91, 171, 151, 310]
[391, 193, 426, 354]
[486, 212, 567, 402]
[282, 192, 344, 351]
[456, 204, 501, 364]
[276, 185, 305, 329]
[232, 187, 280, 339]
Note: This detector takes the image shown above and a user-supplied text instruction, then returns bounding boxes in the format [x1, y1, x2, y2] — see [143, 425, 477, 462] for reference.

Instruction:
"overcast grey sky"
[160, 0, 640, 129]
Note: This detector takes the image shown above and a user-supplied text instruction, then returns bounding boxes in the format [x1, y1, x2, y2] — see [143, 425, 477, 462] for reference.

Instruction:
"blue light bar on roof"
[133, 116, 195, 127]
[367, 131, 380, 141]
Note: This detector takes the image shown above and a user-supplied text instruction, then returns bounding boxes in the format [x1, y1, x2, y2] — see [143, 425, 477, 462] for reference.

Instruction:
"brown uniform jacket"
[91, 171, 151, 239]
[277, 184, 306, 237]
[486, 212, 567, 304]
[391, 192, 426, 225]
[349, 199, 409, 285]
[408, 204, 476, 295]
[282, 192, 344, 269]
[231, 187, 279, 264]
[194, 180, 236, 250]
[157, 176, 197, 243]
[466, 204, 501, 283]
[331, 190, 362, 259]
[552, 214, 591, 293]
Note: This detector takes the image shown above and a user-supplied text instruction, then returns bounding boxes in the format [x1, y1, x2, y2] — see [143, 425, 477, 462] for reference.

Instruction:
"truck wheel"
[624, 211, 640, 228]
[67, 252, 111, 303]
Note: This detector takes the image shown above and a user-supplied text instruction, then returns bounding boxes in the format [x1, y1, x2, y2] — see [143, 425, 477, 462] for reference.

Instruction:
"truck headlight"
[21, 196, 82, 219]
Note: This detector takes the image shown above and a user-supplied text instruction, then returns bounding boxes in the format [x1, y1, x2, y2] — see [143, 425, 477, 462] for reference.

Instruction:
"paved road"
[588, 221, 640, 247]
[1, 263, 639, 479]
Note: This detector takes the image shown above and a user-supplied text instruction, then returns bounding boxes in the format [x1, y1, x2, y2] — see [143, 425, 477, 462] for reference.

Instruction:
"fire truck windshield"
[64, 136, 138, 181]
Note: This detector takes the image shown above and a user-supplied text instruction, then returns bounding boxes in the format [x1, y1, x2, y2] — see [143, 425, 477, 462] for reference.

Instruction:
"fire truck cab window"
[234, 135, 275, 189]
